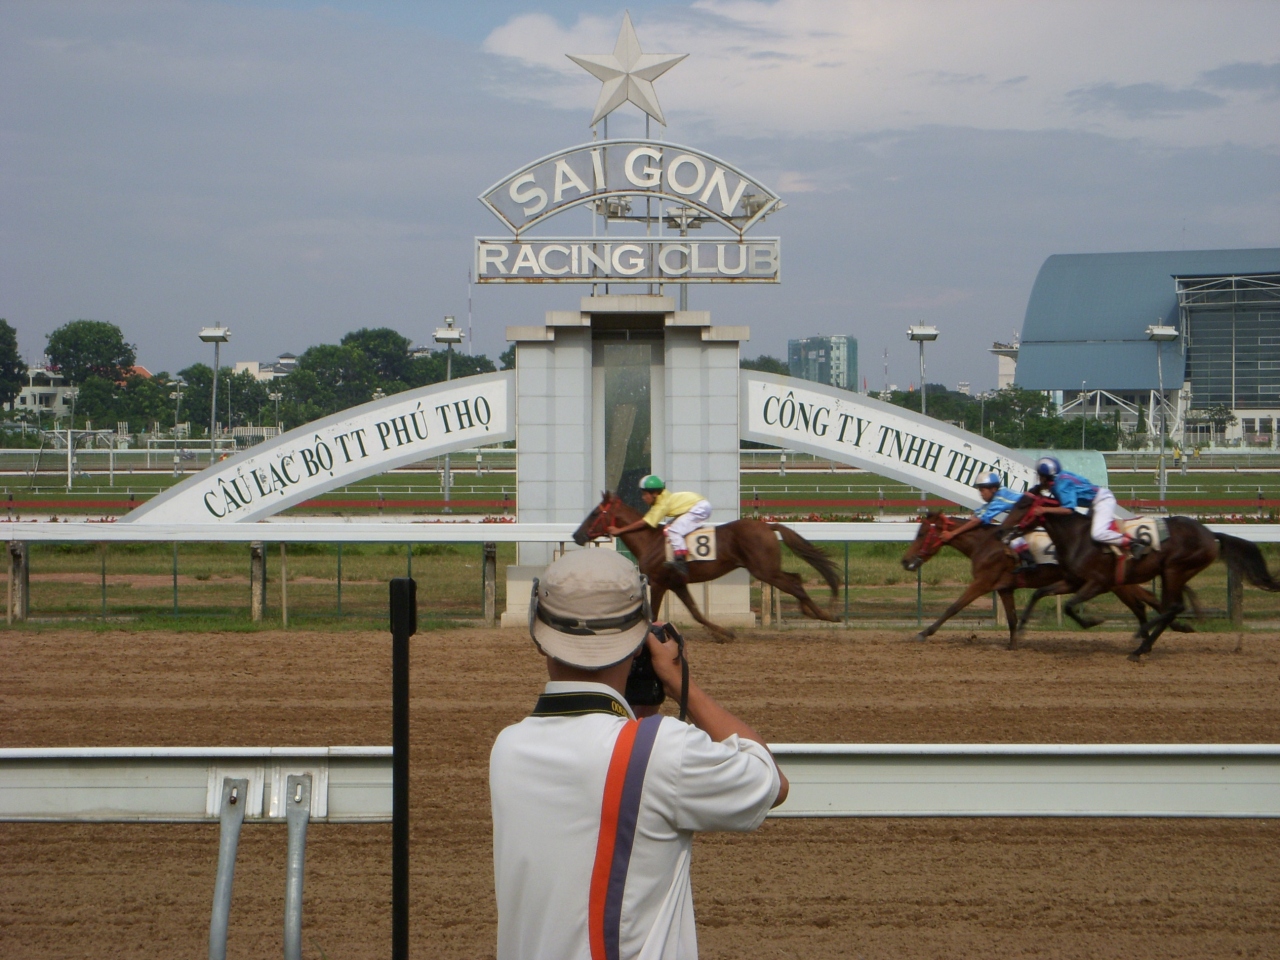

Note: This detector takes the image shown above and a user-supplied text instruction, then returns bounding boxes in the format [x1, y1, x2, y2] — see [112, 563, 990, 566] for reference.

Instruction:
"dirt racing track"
[2, 625, 1279, 959]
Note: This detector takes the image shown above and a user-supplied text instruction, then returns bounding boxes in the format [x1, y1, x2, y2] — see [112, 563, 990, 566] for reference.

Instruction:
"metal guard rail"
[3, 744, 1279, 821]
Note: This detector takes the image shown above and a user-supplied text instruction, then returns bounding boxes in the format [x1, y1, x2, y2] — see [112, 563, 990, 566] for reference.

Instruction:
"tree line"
[1, 319, 508, 439]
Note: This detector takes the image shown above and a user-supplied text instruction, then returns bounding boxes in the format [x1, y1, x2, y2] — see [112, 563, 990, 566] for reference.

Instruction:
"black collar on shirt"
[531, 691, 630, 718]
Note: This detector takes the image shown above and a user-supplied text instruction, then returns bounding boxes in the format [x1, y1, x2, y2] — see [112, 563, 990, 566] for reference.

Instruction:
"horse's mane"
[603, 492, 644, 524]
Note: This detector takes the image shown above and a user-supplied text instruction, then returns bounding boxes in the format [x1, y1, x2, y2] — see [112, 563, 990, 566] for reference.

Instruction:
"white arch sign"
[123, 372, 515, 525]
[740, 372, 1038, 509]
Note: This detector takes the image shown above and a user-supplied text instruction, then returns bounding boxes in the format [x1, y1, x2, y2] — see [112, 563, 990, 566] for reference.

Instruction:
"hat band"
[535, 603, 646, 637]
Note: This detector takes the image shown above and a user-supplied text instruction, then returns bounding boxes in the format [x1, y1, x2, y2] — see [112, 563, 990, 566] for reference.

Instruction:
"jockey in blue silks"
[941, 472, 1035, 570]
[1030, 456, 1142, 556]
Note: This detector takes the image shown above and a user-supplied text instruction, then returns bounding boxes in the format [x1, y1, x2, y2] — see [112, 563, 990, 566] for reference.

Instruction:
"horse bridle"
[917, 514, 954, 560]
[590, 498, 621, 540]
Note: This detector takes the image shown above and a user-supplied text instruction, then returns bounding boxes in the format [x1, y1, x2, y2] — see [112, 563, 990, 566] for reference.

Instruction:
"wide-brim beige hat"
[530, 549, 649, 669]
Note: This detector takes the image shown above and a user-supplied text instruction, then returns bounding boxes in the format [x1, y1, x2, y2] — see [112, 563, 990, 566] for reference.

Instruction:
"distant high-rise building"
[788, 335, 858, 390]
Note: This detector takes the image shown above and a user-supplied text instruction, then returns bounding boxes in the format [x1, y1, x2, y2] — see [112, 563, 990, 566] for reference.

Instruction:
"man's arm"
[941, 517, 982, 541]
[645, 627, 789, 806]
[607, 517, 649, 536]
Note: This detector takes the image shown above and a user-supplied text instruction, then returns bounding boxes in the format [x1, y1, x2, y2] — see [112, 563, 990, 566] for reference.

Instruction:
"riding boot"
[663, 551, 690, 582]
[1012, 546, 1036, 574]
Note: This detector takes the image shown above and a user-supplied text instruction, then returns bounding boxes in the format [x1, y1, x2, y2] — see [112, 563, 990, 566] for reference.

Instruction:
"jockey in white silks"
[1031, 456, 1145, 557]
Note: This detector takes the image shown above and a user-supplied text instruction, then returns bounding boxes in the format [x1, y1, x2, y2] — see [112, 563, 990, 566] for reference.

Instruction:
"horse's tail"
[769, 523, 841, 598]
[1215, 532, 1280, 591]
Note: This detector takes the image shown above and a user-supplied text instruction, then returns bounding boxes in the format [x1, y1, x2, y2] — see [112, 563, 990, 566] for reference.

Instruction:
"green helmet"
[639, 474, 665, 491]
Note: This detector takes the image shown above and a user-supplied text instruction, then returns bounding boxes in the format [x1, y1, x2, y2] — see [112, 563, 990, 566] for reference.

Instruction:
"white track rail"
[769, 744, 1280, 818]
[4, 745, 1278, 821]
[3, 521, 1279, 543]
[0, 747, 392, 823]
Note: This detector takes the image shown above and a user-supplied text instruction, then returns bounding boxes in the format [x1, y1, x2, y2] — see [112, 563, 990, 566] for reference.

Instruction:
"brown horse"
[1002, 494, 1280, 659]
[902, 512, 1192, 649]
[573, 491, 840, 639]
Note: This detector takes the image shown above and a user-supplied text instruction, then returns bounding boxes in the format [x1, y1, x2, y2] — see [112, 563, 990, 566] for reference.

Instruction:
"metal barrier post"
[208, 777, 248, 960]
[916, 565, 923, 627]
[843, 542, 849, 624]
[250, 542, 266, 622]
[483, 543, 497, 624]
[280, 544, 288, 629]
[1227, 564, 1244, 627]
[389, 578, 417, 960]
[9, 541, 29, 622]
[283, 773, 312, 960]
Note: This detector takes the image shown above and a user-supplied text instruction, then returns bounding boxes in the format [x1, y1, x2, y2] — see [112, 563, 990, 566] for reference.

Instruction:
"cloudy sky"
[2, 0, 1278, 390]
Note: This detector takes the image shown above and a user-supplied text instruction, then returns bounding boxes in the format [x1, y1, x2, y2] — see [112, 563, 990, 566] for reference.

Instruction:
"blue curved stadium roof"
[1015, 248, 1280, 391]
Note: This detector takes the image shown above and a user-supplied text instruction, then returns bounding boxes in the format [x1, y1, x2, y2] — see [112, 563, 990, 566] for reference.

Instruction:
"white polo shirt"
[490, 681, 780, 960]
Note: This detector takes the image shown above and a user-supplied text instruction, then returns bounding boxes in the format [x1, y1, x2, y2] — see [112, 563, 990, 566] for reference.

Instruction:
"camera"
[625, 639, 665, 707]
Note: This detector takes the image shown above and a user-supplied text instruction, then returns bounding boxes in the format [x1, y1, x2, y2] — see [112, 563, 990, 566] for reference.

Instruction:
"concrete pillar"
[8, 541, 29, 623]
[483, 543, 497, 625]
[250, 542, 266, 623]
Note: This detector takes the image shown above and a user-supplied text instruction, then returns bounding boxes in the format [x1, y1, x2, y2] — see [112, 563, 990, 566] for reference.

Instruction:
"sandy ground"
[2, 624, 1280, 959]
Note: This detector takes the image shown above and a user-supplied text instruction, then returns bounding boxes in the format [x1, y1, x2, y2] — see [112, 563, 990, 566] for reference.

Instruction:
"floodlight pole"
[1147, 324, 1179, 503]
[907, 327, 939, 418]
[433, 316, 463, 512]
[199, 326, 231, 465]
[918, 340, 926, 416]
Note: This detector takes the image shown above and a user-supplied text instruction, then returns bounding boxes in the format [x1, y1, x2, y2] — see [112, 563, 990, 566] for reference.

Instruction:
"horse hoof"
[1127, 651, 1145, 662]
[913, 632, 929, 643]
[1169, 621, 1196, 634]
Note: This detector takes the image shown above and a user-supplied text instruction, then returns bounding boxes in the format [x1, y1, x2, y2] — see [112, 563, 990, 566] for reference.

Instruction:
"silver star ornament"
[568, 11, 687, 127]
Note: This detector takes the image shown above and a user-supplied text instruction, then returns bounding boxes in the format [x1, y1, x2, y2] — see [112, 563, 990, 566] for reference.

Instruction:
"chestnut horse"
[573, 491, 840, 639]
[902, 512, 1191, 649]
[1001, 494, 1280, 659]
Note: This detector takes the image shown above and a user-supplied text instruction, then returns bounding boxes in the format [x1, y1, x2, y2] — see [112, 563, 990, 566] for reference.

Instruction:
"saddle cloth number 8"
[665, 527, 718, 562]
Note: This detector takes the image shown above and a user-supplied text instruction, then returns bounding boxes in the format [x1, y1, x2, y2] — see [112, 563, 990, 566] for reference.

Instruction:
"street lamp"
[906, 326, 939, 417]
[268, 391, 282, 433]
[1147, 323, 1179, 503]
[433, 316, 464, 510]
[198, 325, 231, 462]
[168, 379, 186, 476]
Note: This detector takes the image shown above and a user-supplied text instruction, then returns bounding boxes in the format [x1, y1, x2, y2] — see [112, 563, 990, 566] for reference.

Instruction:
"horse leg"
[1015, 584, 1064, 635]
[1131, 583, 1194, 634]
[649, 583, 668, 623]
[915, 580, 991, 643]
[669, 582, 735, 641]
[1115, 585, 1154, 639]
[761, 570, 838, 623]
[1063, 581, 1109, 630]
[998, 588, 1021, 649]
[1129, 571, 1188, 660]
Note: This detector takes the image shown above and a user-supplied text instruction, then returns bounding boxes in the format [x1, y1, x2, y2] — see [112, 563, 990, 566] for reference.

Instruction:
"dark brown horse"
[573, 491, 840, 638]
[1002, 494, 1280, 659]
[902, 512, 1192, 649]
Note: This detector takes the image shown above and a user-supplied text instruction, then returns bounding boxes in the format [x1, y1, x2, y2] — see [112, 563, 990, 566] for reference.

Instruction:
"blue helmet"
[974, 472, 1002, 488]
[1036, 456, 1061, 478]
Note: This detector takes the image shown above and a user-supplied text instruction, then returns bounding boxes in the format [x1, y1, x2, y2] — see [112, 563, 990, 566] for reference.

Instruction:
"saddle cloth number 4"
[665, 527, 717, 562]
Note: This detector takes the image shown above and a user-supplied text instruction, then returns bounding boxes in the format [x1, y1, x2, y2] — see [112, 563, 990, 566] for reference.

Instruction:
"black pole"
[389, 578, 417, 960]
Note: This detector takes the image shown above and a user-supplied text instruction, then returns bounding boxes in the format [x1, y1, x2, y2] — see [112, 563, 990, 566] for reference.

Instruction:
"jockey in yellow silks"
[606, 474, 711, 580]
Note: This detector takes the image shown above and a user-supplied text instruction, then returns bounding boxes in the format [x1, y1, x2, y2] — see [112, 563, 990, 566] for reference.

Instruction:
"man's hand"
[644, 623, 686, 699]
[606, 525, 622, 536]
[939, 531, 954, 543]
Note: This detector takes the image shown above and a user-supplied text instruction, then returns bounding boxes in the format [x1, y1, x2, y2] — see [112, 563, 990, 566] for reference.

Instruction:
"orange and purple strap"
[588, 714, 662, 960]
